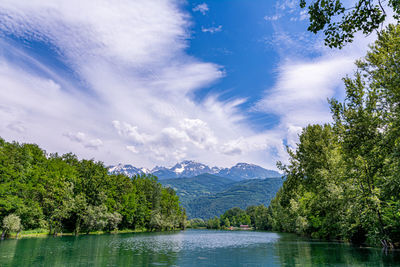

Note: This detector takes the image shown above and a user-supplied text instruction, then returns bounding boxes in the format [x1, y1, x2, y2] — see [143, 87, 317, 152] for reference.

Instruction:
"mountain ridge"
[108, 160, 281, 180]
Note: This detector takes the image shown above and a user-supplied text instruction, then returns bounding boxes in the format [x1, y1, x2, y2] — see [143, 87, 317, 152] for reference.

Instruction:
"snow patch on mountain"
[108, 161, 281, 180]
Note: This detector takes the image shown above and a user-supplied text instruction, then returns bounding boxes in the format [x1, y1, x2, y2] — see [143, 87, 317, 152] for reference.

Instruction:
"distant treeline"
[0, 138, 186, 239]
[188, 205, 269, 230]
[269, 25, 400, 248]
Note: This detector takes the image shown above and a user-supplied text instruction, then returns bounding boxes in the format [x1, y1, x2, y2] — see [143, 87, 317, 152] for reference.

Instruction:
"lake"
[0, 229, 399, 266]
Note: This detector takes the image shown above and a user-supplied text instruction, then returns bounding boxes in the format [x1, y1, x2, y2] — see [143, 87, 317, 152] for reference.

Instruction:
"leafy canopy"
[300, 0, 400, 48]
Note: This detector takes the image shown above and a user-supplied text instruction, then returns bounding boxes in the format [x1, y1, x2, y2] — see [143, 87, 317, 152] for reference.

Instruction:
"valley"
[109, 161, 283, 219]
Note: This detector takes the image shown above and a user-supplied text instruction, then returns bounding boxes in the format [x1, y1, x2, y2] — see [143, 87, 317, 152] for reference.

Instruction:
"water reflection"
[274, 233, 400, 266]
[0, 230, 399, 266]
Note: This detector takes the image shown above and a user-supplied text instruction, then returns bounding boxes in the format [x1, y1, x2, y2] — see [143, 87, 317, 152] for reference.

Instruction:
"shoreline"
[4, 228, 182, 240]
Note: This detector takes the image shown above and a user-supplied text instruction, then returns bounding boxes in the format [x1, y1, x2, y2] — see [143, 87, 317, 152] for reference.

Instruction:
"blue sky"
[0, 0, 374, 169]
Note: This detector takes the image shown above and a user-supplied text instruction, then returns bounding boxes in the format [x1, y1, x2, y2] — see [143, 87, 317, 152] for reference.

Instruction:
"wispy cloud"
[0, 0, 280, 169]
[193, 3, 209, 15]
[202, 25, 222, 33]
[257, 1, 377, 157]
[264, 15, 281, 21]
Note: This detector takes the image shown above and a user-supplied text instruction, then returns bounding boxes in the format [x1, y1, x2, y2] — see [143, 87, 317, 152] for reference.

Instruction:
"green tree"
[300, 0, 400, 48]
[269, 24, 400, 248]
[207, 216, 221, 229]
[223, 217, 231, 228]
[1, 214, 21, 240]
[0, 138, 186, 236]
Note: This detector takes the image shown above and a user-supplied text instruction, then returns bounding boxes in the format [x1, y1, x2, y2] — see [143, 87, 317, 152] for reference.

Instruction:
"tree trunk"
[1, 230, 6, 240]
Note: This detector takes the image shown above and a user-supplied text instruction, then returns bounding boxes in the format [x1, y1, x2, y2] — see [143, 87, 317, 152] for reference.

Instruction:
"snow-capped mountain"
[108, 164, 150, 177]
[170, 160, 213, 177]
[151, 166, 178, 179]
[217, 163, 281, 181]
[108, 161, 281, 180]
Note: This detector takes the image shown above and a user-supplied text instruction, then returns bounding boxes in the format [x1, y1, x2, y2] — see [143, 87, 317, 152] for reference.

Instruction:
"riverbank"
[4, 228, 161, 239]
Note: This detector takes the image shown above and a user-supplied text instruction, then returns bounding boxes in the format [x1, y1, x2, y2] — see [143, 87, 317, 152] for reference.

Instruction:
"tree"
[105, 212, 122, 232]
[1, 214, 22, 240]
[188, 218, 206, 228]
[253, 205, 270, 230]
[300, 0, 400, 48]
[0, 138, 186, 236]
[223, 218, 231, 228]
[81, 204, 108, 234]
[269, 24, 400, 247]
[207, 216, 220, 229]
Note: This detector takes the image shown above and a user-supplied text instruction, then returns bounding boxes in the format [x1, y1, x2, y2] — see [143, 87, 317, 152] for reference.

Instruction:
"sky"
[0, 0, 376, 170]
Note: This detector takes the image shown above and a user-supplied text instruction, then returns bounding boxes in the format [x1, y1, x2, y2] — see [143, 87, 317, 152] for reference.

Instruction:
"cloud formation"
[201, 25, 223, 34]
[0, 0, 377, 171]
[193, 3, 209, 15]
[257, 0, 376, 153]
[0, 0, 280, 169]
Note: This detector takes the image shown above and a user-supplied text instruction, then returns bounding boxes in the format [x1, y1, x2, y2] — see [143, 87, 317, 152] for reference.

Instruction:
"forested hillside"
[269, 25, 400, 248]
[0, 138, 186, 238]
[159, 174, 235, 206]
[185, 178, 283, 219]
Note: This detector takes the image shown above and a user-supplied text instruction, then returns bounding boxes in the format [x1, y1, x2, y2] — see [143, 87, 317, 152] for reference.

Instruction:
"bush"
[2, 214, 22, 239]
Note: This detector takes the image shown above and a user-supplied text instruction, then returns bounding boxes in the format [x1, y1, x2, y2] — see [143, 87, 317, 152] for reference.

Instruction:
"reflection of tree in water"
[1, 233, 180, 267]
[273, 234, 400, 266]
[2, 231, 400, 266]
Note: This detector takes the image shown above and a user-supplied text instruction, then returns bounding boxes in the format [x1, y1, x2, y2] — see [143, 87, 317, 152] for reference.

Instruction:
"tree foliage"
[203, 205, 271, 230]
[0, 138, 186, 238]
[1, 214, 22, 239]
[269, 24, 400, 248]
[300, 0, 400, 48]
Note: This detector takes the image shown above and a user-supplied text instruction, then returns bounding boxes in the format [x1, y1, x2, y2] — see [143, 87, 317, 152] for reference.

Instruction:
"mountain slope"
[108, 164, 150, 177]
[159, 174, 235, 206]
[184, 178, 284, 219]
[108, 160, 281, 180]
[218, 163, 281, 180]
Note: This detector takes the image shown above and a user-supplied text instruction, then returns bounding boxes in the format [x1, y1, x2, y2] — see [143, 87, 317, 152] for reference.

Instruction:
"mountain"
[108, 164, 150, 177]
[184, 178, 284, 219]
[170, 161, 215, 177]
[151, 166, 178, 179]
[108, 162, 284, 219]
[217, 163, 281, 181]
[159, 173, 236, 206]
[108, 160, 280, 180]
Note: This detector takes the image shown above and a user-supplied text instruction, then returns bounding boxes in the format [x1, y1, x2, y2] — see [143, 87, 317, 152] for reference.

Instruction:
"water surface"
[0, 229, 399, 266]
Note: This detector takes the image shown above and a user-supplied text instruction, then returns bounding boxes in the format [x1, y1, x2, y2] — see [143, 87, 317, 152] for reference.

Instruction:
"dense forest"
[0, 138, 186, 239]
[185, 178, 282, 219]
[161, 174, 283, 219]
[188, 205, 270, 230]
[269, 24, 400, 248]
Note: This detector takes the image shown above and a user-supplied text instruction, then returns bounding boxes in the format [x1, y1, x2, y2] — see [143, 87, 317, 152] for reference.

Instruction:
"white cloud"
[126, 145, 139, 154]
[257, 16, 376, 159]
[112, 121, 151, 145]
[201, 25, 222, 33]
[299, 10, 309, 21]
[65, 132, 86, 143]
[179, 118, 217, 149]
[7, 121, 26, 133]
[256, 56, 355, 125]
[278, 0, 296, 11]
[264, 15, 281, 21]
[64, 132, 103, 150]
[85, 138, 103, 150]
[0, 0, 374, 171]
[193, 3, 209, 15]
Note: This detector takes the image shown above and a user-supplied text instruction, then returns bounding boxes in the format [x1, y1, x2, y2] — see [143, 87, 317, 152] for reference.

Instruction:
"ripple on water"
[109, 230, 280, 254]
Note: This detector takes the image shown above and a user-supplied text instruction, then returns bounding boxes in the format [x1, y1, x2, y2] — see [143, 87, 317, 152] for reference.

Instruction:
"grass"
[5, 228, 150, 239]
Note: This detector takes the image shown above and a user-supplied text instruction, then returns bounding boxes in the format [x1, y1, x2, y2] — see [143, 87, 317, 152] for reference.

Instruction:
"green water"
[0, 229, 399, 266]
